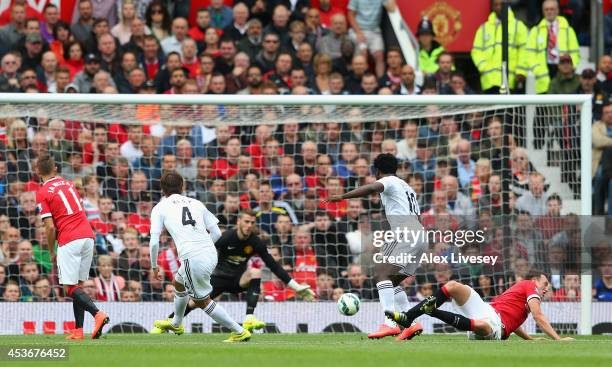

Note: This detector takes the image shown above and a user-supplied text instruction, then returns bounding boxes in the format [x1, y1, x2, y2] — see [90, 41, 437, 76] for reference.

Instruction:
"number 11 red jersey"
[36, 177, 94, 246]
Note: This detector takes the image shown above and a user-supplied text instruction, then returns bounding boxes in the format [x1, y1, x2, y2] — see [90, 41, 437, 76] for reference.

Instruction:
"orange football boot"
[396, 322, 423, 341]
[367, 324, 401, 339]
[91, 311, 110, 340]
[65, 328, 84, 340]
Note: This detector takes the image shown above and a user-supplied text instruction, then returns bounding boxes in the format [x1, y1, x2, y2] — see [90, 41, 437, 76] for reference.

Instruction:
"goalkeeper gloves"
[288, 279, 315, 301]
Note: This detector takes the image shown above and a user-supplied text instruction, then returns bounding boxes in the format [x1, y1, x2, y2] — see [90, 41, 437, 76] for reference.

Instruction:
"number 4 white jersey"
[377, 175, 420, 217]
[150, 194, 218, 261]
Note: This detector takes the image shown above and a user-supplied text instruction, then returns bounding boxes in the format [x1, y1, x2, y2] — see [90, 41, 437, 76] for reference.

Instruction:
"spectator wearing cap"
[347, 0, 397, 78]
[21, 32, 44, 70]
[548, 54, 579, 94]
[521, 0, 580, 94]
[471, 0, 528, 93]
[577, 68, 608, 121]
[73, 52, 100, 93]
[416, 16, 445, 75]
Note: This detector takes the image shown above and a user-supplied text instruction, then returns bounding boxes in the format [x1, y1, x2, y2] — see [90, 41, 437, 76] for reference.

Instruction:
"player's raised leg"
[240, 267, 266, 331]
[36, 156, 109, 340]
[388, 280, 491, 336]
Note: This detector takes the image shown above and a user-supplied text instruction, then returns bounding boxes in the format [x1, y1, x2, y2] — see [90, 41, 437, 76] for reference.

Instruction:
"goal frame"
[0, 93, 593, 335]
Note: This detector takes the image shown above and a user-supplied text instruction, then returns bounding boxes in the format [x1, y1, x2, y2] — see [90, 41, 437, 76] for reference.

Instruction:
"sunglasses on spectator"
[151, 9, 162, 14]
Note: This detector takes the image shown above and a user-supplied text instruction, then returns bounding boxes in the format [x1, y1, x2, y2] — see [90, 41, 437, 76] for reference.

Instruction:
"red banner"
[397, 0, 490, 52]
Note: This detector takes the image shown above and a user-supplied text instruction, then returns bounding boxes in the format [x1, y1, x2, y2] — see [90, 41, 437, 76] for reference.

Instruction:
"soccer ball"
[337, 293, 360, 316]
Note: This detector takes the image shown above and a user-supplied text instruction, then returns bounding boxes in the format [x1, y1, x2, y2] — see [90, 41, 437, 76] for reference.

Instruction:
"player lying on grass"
[153, 209, 314, 334]
[388, 270, 574, 341]
[149, 171, 250, 342]
[36, 156, 109, 340]
[325, 153, 426, 340]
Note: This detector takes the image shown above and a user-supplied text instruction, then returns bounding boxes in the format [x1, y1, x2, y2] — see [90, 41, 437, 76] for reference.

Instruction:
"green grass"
[1, 334, 611, 367]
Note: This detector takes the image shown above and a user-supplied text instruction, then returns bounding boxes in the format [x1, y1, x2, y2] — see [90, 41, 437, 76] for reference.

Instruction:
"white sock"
[394, 286, 410, 312]
[376, 280, 395, 314]
[171, 290, 188, 328]
[204, 300, 244, 333]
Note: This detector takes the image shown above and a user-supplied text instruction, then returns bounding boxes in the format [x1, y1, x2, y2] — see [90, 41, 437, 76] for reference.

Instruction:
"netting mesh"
[0, 98, 605, 335]
[0, 101, 519, 126]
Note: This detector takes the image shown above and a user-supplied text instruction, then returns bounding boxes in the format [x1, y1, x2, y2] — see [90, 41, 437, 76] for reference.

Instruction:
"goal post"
[0, 93, 596, 335]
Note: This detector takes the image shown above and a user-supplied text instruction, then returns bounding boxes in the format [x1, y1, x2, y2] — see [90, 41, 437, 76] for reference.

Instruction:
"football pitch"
[1, 334, 610, 367]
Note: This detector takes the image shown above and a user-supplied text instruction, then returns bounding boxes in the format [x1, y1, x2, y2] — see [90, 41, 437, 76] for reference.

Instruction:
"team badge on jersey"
[244, 246, 253, 255]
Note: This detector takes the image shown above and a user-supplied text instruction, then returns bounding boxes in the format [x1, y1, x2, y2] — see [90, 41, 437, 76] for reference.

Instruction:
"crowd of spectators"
[0, 0, 610, 303]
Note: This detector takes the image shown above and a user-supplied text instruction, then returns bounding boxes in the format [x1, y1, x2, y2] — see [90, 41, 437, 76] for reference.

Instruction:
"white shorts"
[175, 250, 218, 300]
[57, 238, 94, 285]
[452, 287, 503, 340]
[349, 29, 384, 53]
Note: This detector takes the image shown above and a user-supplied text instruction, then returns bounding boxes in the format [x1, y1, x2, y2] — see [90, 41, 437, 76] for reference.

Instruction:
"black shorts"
[210, 275, 245, 298]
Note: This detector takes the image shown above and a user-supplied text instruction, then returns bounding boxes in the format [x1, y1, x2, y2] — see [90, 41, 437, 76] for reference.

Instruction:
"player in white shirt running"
[325, 153, 427, 340]
[150, 171, 251, 342]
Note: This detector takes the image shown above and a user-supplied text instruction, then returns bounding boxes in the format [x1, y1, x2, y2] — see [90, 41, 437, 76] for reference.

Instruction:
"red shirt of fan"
[490, 280, 541, 339]
[36, 177, 94, 246]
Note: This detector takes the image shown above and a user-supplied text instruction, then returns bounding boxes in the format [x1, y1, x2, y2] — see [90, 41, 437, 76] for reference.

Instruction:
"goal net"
[0, 94, 602, 336]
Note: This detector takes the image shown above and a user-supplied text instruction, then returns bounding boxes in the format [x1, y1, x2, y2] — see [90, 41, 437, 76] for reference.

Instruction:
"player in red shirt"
[389, 270, 574, 341]
[36, 156, 109, 340]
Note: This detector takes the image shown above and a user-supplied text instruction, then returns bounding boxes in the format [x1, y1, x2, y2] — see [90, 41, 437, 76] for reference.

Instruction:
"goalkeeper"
[152, 209, 314, 334]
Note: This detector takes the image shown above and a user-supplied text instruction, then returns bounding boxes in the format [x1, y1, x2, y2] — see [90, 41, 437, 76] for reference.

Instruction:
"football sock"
[402, 284, 452, 321]
[72, 299, 85, 329]
[203, 300, 244, 334]
[246, 278, 261, 315]
[376, 280, 395, 314]
[431, 309, 473, 331]
[72, 288, 99, 316]
[168, 303, 195, 319]
[393, 286, 410, 312]
[435, 284, 451, 307]
[171, 290, 189, 328]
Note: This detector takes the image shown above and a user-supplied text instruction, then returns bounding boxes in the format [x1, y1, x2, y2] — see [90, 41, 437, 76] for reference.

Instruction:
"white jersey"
[150, 194, 218, 261]
[377, 175, 421, 229]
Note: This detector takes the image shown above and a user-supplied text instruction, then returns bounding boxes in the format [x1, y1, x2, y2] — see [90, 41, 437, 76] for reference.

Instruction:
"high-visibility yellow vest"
[419, 44, 445, 74]
[471, 9, 528, 91]
[521, 16, 580, 94]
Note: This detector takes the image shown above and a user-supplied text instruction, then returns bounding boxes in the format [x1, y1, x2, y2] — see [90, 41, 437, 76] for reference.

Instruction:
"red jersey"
[212, 158, 238, 179]
[292, 248, 318, 292]
[36, 177, 94, 246]
[490, 280, 541, 339]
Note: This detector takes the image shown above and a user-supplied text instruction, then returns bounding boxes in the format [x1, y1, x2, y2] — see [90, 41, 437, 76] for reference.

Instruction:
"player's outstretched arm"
[325, 182, 384, 203]
[42, 218, 57, 257]
[257, 242, 315, 301]
[528, 298, 574, 341]
[514, 327, 533, 340]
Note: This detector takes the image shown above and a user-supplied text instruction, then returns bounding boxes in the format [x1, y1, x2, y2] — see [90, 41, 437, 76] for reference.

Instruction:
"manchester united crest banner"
[398, 0, 490, 52]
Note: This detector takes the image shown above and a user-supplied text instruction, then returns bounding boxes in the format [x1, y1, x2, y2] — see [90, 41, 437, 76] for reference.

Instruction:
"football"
[337, 293, 361, 316]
